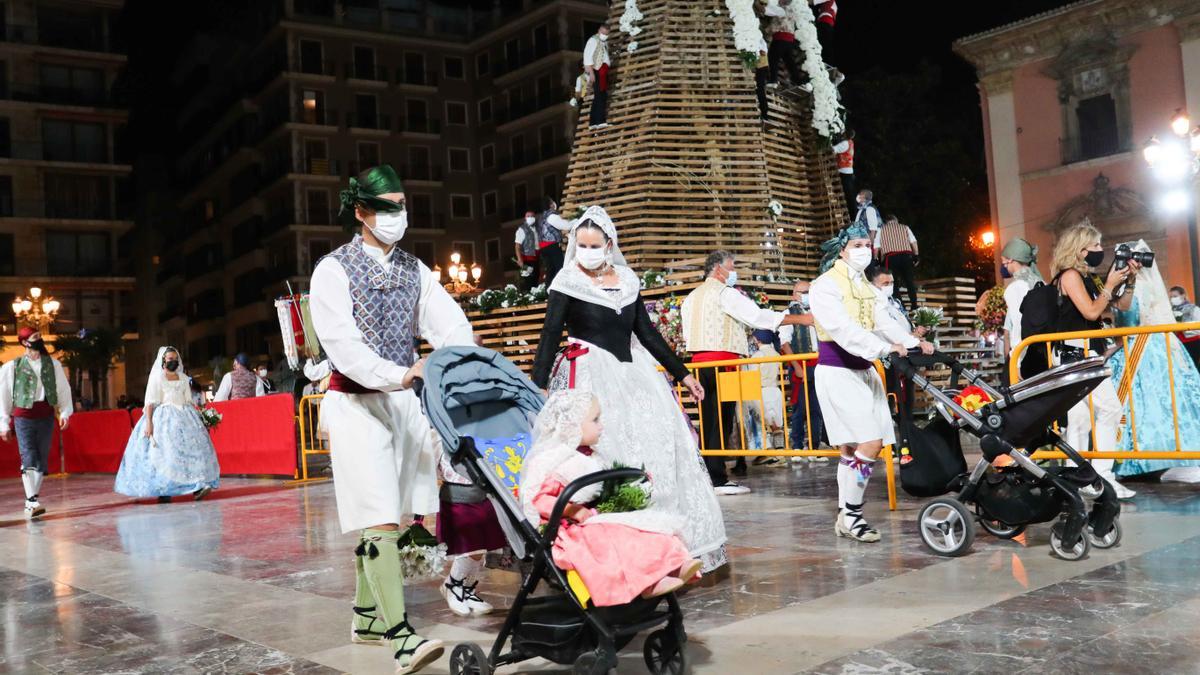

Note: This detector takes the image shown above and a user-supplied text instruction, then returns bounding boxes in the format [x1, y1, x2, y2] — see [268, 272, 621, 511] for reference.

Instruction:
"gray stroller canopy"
[420, 345, 544, 451]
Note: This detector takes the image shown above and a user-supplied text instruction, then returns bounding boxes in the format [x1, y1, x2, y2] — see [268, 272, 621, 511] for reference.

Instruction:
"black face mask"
[26, 340, 47, 354]
[164, 360, 180, 372]
[1084, 250, 1105, 268]
[1000, 264, 1013, 279]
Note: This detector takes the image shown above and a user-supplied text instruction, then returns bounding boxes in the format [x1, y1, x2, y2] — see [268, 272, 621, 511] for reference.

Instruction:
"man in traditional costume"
[213, 353, 265, 401]
[0, 327, 72, 518]
[310, 165, 474, 674]
[583, 23, 611, 129]
[514, 209, 541, 291]
[680, 250, 811, 495]
[810, 224, 932, 542]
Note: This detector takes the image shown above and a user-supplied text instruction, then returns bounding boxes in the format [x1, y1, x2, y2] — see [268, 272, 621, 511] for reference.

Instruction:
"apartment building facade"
[156, 0, 606, 372]
[0, 0, 133, 402]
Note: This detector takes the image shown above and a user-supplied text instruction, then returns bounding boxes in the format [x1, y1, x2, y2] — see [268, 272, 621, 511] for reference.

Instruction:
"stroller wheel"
[573, 649, 615, 675]
[449, 643, 491, 675]
[977, 513, 1027, 540]
[644, 628, 688, 675]
[918, 498, 974, 557]
[1050, 522, 1091, 561]
[1087, 517, 1122, 549]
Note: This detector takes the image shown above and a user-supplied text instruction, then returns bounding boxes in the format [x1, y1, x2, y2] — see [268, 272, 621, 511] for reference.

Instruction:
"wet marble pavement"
[2, 464, 1200, 674]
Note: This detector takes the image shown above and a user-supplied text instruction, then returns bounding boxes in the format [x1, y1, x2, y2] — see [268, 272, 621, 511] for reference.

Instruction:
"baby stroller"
[417, 346, 689, 675]
[889, 351, 1121, 561]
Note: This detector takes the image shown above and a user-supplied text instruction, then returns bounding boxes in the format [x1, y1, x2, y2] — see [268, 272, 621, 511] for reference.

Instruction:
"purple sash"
[817, 341, 873, 371]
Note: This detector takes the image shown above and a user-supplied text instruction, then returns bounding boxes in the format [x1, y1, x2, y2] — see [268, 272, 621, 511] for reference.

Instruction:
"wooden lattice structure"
[562, 0, 847, 280]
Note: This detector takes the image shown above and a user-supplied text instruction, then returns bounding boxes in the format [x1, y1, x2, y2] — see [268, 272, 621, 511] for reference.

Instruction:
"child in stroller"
[417, 346, 690, 675]
[889, 351, 1121, 561]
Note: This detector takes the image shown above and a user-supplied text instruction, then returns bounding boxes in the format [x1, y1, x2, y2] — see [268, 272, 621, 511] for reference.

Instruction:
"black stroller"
[889, 351, 1121, 561]
[417, 346, 689, 675]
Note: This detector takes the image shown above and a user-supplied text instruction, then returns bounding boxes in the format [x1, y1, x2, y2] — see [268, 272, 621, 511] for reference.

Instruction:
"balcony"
[397, 117, 442, 135]
[302, 157, 342, 176]
[0, 81, 116, 108]
[397, 164, 444, 183]
[396, 70, 439, 87]
[495, 39, 566, 78]
[345, 63, 389, 82]
[158, 304, 184, 324]
[499, 137, 571, 174]
[0, 23, 117, 54]
[348, 111, 391, 131]
[293, 106, 340, 128]
[496, 89, 570, 125]
[0, 141, 115, 165]
[1059, 134, 1128, 166]
[294, 58, 337, 77]
[0, 198, 123, 221]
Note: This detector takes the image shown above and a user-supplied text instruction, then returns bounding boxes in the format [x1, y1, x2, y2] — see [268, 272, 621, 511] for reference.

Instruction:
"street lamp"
[1143, 109, 1200, 300]
[441, 251, 482, 296]
[12, 287, 61, 332]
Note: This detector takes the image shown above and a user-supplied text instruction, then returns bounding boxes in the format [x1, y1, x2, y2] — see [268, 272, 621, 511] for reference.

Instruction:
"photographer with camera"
[1049, 223, 1139, 499]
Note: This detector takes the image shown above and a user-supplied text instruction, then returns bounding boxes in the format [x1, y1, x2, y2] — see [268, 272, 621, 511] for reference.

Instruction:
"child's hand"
[564, 503, 593, 523]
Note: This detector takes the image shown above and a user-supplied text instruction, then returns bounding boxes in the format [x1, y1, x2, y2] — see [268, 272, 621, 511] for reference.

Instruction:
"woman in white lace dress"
[530, 206, 728, 571]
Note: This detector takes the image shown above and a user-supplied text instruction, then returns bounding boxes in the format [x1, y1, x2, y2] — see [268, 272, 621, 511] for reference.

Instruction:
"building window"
[478, 97, 492, 123]
[0, 175, 11, 216]
[538, 123, 555, 157]
[0, 118, 9, 157]
[404, 52, 427, 85]
[354, 93, 379, 129]
[446, 101, 467, 126]
[305, 189, 331, 225]
[450, 194, 472, 219]
[39, 64, 105, 105]
[476, 52, 490, 77]
[203, 199, 216, 222]
[483, 190, 497, 216]
[299, 39, 324, 74]
[43, 173, 109, 219]
[542, 174, 557, 201]
[448, 147, 470, 172]
[405, 98, 428, 132]
[42, 119, 105, 162]
[410, 193, 433, 218]
[0, 233, 13, 275]
[357, 141, 380, 170]
[512, 182, 527, 217]
[485, 238, 501, 263]
[412, 241, 435, 267]
[353, 45, 377, 79]
[308, 239, 331, 274]
[1075, 94, 1119, 161]
[46, 231, 109, 276]
[452, 240, 477, 264]
[580, 21, 603, 50]
[480, 144, 495, 170]
[408, 146, 431, 180]
[301, 89, 326, 124]
[510, 134, 525, 166]
[533, 23, 550, 56]
[303, 138, 329, 174]
[444, 56, 464, 79]
[504, 38, 520, 70]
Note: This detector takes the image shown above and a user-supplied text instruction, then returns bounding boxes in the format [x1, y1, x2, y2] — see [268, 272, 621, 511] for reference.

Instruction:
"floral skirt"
[115, 405, 220, 498]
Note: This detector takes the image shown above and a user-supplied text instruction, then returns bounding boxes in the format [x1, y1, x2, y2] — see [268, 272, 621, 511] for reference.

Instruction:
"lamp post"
[435, 251, 482, 296]
[1142, 108, 1200, 300]
[12, 287, 61, 333]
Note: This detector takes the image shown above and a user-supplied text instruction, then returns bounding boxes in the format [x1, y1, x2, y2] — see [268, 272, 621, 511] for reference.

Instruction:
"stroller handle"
[890, 350, 1004, 401]
[542, 468, 647, 546]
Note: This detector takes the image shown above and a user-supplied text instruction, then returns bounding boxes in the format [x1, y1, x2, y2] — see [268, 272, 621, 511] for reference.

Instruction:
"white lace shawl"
[548, 262, 641, 313]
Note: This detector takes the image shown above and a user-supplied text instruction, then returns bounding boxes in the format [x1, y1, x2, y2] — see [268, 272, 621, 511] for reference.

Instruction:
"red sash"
[551, 342, 591, 389]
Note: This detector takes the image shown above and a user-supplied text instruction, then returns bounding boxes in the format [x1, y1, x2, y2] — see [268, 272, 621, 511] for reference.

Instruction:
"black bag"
[1018, 273, 1064, 378]
[899, 414, 968, 498]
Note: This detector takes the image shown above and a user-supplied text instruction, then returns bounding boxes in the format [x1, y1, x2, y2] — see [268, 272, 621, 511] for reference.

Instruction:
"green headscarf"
[818, 221, 872, 273]
[1000, 237, 1044, 284]
[338, 165, 405, 228]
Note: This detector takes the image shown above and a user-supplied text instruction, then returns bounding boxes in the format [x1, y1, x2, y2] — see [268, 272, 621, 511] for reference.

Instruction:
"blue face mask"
[1000, 263, 1013, 279]
[725, 270, 738, 287]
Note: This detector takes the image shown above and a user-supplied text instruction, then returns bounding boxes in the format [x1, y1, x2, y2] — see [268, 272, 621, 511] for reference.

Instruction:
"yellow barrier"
[1010, 321, 1200, 460]
[296, 394, 330, 482]
[674, 353, 898, 511]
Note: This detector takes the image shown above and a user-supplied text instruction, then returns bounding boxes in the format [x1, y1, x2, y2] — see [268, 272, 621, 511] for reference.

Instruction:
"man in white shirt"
[310, 164, 473, 674]
[681, 250, 811, 495]
[583, 24, 611, 129]
[213, 353, 266, 402]
[854, 189, 882, 247]
[778, 281, 826, 458]
[0, 326, 72, 518]
[514, 209, 540, 291]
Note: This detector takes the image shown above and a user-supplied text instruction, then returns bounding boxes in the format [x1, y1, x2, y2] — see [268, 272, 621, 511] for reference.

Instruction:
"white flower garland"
[785, 0, 844, 137]
[627, 41, 639, 53]
[619, 0, 643, 37]
[725, 0, 760, 67]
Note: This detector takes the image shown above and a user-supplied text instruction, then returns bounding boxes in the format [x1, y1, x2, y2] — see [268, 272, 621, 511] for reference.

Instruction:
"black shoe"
[731, 464, 748, 477]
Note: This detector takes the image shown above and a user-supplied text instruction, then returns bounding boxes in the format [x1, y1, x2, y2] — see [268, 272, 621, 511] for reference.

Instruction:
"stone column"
[980, 70, 1025, 247]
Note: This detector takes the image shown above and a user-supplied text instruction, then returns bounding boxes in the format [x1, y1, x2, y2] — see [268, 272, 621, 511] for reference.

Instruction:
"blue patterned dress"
[114, 377, 220, 497]
[1109, 297, 1200, 476]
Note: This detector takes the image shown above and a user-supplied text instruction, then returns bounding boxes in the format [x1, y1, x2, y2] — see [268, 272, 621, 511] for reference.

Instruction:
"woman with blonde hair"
[1049, 221, 1139, 499]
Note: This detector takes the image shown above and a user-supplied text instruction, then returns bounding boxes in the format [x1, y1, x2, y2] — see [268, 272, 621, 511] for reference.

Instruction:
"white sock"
[449, 555, 482, 584]
[1091, 458, 1114, 475]
[836, 460, 851, 510]
[842, 452, 874, 508]
[30, 470, 43, 497]
[20, 470, 36, 500]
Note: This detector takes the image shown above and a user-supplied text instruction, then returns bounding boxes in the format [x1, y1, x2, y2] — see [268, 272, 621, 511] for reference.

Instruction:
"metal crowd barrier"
[296, 394, 329, 482]
[673, 353, 899, 511]
[1010, 321, 1200, 460]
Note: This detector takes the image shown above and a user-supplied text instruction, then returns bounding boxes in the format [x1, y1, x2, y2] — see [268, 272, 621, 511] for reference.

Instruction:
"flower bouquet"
[396, 522, 449, 581]
[975, 286, 1006, 337]
[595, 464, 651, 513]
[910, 306, 945, 342]
[197, 406, 223, 431]
[640, 269, 667, 290]
[645, 296, 686, 359]
[767, 199, 784, 219]
[952, 385, 994, 416]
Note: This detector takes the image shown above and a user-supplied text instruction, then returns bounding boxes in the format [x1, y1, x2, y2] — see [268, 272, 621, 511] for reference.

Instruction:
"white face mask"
[258, 369, 268, 378]
[524, 216, 535, 225]
[798, 293, 809, 306]
[367, 209, 407, 245]
[724, 270, 738, 287]
[598, 33, 608, 42]
[576, 246, 607, 270]
[846, 248, 872, 272]
[878, 284, 894, 298]
[1171, 296, 1185, 307]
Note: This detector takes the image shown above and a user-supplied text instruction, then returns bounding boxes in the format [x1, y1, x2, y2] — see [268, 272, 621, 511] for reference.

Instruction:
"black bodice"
[531, 290, 691, 388]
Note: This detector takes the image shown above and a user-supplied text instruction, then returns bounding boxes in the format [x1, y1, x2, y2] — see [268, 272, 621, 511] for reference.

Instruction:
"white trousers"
[1064, 376, 1121, 474]
[815, 365, 895, 447]
[323, 390, 440, 533]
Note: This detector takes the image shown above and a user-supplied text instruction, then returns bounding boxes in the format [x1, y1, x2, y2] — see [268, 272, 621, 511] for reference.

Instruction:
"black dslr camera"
[1113, 243, 1154, 270]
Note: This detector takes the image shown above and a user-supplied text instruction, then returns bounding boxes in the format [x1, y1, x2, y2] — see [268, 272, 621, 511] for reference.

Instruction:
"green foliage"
[595, 462, 651, 513]
[739, 50, 759, 71]
[52, 327, 125, 405]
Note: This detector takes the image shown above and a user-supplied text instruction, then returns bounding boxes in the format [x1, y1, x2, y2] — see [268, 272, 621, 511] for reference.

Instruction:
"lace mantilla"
[549, 264, 640, 313]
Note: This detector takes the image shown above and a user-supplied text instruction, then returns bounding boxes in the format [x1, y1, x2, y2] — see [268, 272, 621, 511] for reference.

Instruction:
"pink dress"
[533, 478, 692, 607]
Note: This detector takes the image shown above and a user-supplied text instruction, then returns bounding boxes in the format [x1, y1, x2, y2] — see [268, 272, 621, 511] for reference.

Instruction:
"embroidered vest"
[788, 303, 814, 354]
[537, 209, 562, 245]
[682, 278, 750, 356]
[590, 36, 609, 69]
[518, 221, 540, 256]
[230, 368, 257, 399]
[323, 235, 420, 370]
[13, 356, 55, 409]
[814, 261, 875, 342]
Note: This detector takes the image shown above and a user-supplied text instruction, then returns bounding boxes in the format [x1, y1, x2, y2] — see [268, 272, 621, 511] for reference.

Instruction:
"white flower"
[627, 41, 638, 53]
[570, 97, 578, 107]
[501, 300, 509, 308]
[619, 0, 643, 36]
[784, 0, 844, 137]
[726, 0, 761, 57]
[629, 26, 643, 36]
[711, 9, 723, 15]
[767, 199, 784, 217]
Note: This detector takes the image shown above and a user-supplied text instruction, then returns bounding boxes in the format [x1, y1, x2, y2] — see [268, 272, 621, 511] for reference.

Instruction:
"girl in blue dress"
[115, 347, 220, 501]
